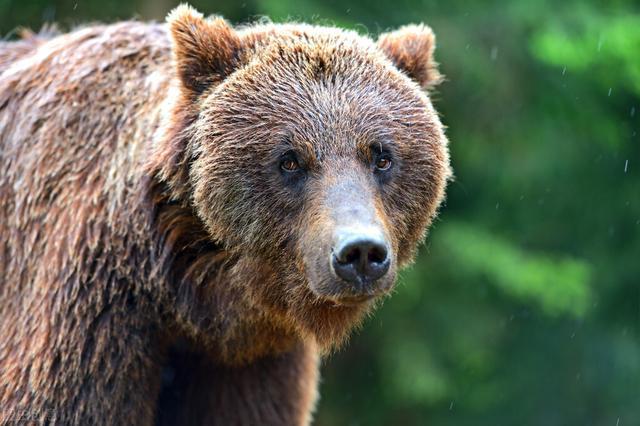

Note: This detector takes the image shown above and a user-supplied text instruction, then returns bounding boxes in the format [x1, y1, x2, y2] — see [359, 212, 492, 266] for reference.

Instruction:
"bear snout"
[331, 226, 391, 286]
[309, 222, 395, 305]
[301, 172, 398, 304]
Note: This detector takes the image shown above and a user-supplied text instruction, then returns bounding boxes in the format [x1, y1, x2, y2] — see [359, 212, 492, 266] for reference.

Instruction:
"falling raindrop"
[631, 106, 636, 117]
[624, 160, 629, 173]
[490, 46, 498, 61]
[562, 67, 566, 76]
[608, 88, 612, 97]
[597, 35, 603, 52]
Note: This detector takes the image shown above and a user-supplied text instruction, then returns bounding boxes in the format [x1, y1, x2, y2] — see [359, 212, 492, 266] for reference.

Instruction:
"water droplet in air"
[490, 46, 498, 60]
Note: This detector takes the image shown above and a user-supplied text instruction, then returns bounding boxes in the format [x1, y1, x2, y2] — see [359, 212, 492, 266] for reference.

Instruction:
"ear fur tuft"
[167, 4, 242, 96]
[377, 24, 442, 89]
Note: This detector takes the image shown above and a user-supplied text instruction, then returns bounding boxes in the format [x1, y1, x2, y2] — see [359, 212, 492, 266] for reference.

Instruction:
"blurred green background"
[2, 0, 638, 424]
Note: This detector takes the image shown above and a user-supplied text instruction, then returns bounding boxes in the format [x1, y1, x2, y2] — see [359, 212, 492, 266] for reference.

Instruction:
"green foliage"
[439, 222, 592, 317]
[2, 0, 638, 424]
[532, 13, 640, 94]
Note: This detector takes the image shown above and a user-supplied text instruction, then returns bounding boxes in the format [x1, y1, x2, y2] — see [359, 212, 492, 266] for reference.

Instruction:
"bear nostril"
[332, 236, 390, 284]
[340, 247, 361, 265]
[367, 245, 387, 264]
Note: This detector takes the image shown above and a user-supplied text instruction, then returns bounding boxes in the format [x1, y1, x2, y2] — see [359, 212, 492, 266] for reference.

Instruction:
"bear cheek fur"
[381, 95, 451, 266]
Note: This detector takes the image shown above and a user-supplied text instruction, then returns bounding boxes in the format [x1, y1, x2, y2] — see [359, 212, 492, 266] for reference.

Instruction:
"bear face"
[154, 6, 451, 352]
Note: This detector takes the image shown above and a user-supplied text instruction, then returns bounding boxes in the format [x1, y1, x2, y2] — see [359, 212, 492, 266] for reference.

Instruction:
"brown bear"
[0, 4, 451, 425]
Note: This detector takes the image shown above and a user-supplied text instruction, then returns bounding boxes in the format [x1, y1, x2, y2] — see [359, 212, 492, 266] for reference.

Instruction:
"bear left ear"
[377, 24, 442, 89]
[167, 5, 242, 97]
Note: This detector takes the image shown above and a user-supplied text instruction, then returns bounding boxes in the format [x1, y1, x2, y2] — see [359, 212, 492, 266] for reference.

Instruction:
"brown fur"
[0, 5, 451, 425]
[0, 27, 56, 73]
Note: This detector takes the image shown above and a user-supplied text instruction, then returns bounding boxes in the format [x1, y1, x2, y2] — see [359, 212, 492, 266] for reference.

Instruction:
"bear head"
[151, 5, 451, 355]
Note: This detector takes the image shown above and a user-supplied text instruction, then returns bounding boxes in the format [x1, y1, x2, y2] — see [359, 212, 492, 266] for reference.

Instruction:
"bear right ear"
[377, 24, 442, 89]
[167, 5, 242, 97]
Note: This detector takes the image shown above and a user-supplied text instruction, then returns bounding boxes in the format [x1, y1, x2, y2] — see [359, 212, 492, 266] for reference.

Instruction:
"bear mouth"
[311, 274, 395, 307]
[305, 261, 397, 308]
[326, 293, 379, 307]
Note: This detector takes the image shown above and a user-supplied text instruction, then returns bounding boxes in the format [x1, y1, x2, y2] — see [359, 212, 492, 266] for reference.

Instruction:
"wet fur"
[0, 6, 450, 425]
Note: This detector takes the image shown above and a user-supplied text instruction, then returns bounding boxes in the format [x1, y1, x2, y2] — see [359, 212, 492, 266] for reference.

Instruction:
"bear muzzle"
[303, 170, 397, 305]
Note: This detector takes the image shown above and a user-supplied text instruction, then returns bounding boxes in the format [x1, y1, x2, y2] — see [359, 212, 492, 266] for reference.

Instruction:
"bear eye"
[280, 157, 300, 172]
[278, 150, 306, 188]
[279, 150, 303, 174]
[375, 156, 392, 171]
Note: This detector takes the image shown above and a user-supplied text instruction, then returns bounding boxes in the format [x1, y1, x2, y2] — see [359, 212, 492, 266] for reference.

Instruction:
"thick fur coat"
[0, 5, 451, 425]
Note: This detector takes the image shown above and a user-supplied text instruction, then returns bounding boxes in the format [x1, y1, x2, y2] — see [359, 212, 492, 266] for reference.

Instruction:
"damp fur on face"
[151, 4, 452, 350]
[0, 5, 451, 424]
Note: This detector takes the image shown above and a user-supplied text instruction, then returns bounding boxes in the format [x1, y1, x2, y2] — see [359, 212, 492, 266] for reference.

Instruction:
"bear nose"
[332, 234, 390, 284]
